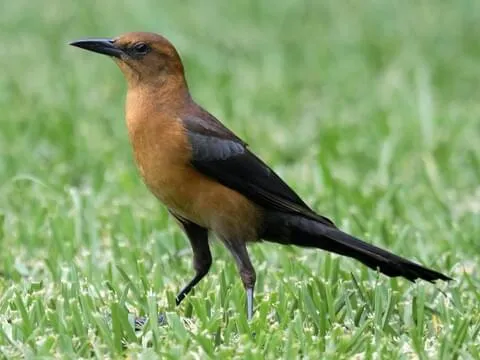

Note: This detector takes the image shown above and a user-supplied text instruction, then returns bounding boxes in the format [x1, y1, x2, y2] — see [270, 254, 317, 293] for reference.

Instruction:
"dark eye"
[132, 42, 150, 54]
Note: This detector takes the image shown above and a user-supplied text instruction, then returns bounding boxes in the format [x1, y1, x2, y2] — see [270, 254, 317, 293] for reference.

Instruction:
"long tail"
[264, 214, 451, 282]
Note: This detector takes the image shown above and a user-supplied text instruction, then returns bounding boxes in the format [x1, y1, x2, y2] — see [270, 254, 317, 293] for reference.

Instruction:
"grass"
[0, 0, 479, 358]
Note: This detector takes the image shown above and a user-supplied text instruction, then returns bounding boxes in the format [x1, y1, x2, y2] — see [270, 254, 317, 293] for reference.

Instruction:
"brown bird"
[70, 32, 451, 320]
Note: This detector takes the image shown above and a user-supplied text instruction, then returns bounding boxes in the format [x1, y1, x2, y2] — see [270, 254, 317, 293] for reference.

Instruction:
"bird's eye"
[132, 42, 150, 55]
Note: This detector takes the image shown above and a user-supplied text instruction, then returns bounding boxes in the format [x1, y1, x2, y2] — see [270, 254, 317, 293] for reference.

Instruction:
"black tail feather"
[264, 214, 451, 282]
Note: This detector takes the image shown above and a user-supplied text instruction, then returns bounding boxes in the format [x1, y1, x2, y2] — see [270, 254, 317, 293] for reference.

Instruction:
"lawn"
[0, 0, 479, 358]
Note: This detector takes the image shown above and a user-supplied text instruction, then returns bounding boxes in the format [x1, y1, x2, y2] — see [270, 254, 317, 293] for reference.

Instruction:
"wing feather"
[183, 112, 336, 228]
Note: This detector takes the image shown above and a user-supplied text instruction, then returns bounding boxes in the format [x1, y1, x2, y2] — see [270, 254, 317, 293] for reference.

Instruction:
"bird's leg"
[172, 215, 211, 306]
[222, 240, 256, 320]
[246, 287, 254, 321]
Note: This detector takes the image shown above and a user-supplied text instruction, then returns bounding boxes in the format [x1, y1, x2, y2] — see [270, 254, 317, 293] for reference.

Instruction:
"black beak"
[69, 38, 124, 58]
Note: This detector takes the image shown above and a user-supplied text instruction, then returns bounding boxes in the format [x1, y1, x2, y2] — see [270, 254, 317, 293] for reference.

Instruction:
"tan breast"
[125, 89, 263, 241]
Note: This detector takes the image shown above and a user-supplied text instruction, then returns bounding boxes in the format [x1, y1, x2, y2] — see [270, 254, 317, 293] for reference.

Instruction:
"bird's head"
[70, 32, 185, 88]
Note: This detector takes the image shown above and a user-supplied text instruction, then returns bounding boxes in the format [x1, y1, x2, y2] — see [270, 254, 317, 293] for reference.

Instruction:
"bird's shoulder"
[182, 105, 246, 145]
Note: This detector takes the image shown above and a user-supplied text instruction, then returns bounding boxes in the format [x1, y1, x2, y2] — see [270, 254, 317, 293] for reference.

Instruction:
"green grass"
[0, 0, 479, 358]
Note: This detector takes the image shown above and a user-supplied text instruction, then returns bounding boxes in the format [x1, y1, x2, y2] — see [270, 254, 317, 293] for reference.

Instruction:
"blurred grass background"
[0, 0, 479, 358]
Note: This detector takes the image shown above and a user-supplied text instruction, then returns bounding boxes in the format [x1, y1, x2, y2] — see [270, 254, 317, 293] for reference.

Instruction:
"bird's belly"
[142, 164, 263, 241]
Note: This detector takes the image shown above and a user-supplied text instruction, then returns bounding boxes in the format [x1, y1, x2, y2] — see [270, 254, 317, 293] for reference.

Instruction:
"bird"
[69, 32, 451, 320]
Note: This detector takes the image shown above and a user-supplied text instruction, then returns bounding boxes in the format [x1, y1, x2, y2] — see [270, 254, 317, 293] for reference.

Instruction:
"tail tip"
[417, 270, 452, 283]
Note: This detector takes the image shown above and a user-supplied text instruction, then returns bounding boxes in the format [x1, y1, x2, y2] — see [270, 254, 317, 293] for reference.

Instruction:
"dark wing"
[183, 113, 336, 227]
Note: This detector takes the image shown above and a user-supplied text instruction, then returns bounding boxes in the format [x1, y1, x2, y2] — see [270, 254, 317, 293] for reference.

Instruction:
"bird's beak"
[69, 38, 124, 58]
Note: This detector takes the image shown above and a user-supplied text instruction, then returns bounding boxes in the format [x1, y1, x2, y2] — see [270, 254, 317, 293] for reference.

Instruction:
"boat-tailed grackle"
[70, 32, 451, 320]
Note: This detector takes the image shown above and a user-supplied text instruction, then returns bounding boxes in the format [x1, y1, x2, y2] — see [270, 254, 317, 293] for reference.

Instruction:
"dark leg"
[222, 239, 256, 320]
[171, 213, 212, 306]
